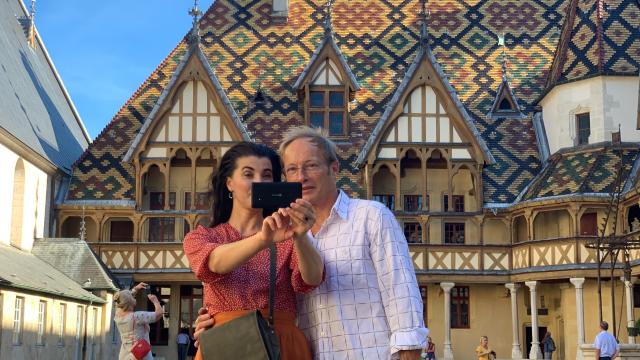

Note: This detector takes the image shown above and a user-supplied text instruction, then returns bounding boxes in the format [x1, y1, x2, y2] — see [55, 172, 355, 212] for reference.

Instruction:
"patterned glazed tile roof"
[521, 142, 640, 201]
[545, 0, 640, 90]
[65, 0, 637, 204]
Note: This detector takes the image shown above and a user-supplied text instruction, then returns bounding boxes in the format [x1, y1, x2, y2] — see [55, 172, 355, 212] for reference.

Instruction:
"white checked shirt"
[297, 190, 428, 360]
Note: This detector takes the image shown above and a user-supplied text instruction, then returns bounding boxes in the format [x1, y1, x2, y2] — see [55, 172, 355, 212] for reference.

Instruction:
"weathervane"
[324, 0, 334, 36]
[188, 0, 203, 45]
[419, 0, 429, 48]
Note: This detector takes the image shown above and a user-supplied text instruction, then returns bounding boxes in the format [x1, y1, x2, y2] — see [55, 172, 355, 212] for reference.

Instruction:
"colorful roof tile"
[521, 142, 639, 201]
[545, 0, 640, 90]
[66, 0, 614, 204]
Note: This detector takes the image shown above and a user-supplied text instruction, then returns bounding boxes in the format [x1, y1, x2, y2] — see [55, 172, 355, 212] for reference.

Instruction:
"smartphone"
[251, 182, 302, 209]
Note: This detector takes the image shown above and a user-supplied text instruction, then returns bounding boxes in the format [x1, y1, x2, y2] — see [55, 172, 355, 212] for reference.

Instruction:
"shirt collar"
[328, 190, 349, 221]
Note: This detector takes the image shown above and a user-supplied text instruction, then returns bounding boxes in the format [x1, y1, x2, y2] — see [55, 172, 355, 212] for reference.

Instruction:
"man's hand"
[193, 307, 214, 347]
[398, 349, 422, 360]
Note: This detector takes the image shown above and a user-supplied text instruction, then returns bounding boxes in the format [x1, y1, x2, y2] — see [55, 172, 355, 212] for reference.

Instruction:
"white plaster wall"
[540, 76, 640, 155]
[0, 143, 51, 250]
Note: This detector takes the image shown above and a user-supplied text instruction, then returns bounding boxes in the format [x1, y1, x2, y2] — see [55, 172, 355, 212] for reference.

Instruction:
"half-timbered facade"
[58, 0, 640, 359]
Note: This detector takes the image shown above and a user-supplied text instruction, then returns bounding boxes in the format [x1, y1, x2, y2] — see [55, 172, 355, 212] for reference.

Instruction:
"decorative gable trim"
[123, 43, 250, 163]
[487, 77, 525, 119]
[355, 45, 495, 167]
[293, 35, 360, 92]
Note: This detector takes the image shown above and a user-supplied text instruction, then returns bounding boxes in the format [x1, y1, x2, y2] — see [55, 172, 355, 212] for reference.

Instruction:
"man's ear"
[329, 160, 339, 176]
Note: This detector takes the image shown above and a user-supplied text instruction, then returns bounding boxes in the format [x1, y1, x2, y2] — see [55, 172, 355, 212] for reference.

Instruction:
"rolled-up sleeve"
[183, 225, 227, 283]
[289, 239, 325, 293]
[370, 206, 429, 357]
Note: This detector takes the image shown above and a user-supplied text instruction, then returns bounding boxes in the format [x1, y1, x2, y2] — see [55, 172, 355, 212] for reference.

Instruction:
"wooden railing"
[90, 237, 634, 274]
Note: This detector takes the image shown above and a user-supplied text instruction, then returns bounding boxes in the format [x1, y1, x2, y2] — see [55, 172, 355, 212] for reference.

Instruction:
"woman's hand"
[259, 211, 294, 245]
[280, 199, 315, 239]
[147, 294, 159, 304]
[131, 282, 148, 295]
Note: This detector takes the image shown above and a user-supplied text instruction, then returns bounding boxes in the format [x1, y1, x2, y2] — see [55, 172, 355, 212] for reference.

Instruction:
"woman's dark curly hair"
[208, 142, 281, 227]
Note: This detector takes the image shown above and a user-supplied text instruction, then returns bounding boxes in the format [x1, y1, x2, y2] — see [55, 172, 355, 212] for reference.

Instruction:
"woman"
[183, 142, 324, 360]
[114, 282, 163, 360]
[421, 336, 436, 359]
[475, 336, 496, 360]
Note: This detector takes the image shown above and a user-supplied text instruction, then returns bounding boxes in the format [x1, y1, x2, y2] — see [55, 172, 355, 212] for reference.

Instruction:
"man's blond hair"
[279, 126, 338, 164]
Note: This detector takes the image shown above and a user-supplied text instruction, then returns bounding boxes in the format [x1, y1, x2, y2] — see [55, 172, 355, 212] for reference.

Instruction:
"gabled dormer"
[293, 4, 359, 137]
[487, 73, 525, 119]
[123, 25, 250, 209]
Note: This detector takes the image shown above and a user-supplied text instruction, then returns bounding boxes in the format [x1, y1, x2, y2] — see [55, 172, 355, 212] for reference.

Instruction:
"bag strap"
[268, 243, 276, 327]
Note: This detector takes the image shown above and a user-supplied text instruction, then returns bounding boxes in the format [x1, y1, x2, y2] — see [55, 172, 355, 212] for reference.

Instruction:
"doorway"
[525, 325, 547, 357]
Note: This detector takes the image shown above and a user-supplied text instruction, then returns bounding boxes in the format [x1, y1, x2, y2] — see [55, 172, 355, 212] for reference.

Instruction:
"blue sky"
[29, 0, 213, 139]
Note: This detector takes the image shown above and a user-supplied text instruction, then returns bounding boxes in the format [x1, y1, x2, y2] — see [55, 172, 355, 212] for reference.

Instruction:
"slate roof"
[31, 238, 119, 291]
[0, 243, 104, 303]
[521, 142, 640, 201]
[0, 0, 89, 174]
[65, 0, 640, 205]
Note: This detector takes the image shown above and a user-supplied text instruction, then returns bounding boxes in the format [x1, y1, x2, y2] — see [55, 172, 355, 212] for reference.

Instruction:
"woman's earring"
[228, 192, 233, 199]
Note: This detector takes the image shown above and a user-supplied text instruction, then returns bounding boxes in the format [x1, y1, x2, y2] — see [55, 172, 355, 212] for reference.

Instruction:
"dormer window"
[294, 36, 360, 138]
[306, 59, 348, 136]
[309, 87, 346, 136]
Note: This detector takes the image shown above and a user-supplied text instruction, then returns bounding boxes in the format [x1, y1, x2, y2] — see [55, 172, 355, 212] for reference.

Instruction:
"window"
[404, 195, 423, 212]
[444, 223, 465, 244]
[185, 192, 209, 210]
[576, 113, 590, 145]
[75, 306, 83, 360]
[109, 220, 133, 242]
[373, 194, 395, 211]
[37, 301, 47, 345]
[149, 218, 176, 242]
[150, 192, 176, 210]
[309, 89, 347, 136]
[148, 285, 171, 345]
[59, 303, 67, 345]
[91, 308, 98, 345]
[404, 223, 422, 243]
[580, 213, 598, 236]
[180, 285, 203, 336]
[13, 297, 24, 345]
[451, 286, 469, 328]
[443, 195, 464, 212]
[420, 286, 428, 327]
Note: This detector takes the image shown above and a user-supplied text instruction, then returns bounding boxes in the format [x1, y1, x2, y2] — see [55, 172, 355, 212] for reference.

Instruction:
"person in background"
[113, 282, 163, 360]
[177, 328, 190, 360]
[475, 336, 496, 360]
[594, 321, 620, 360]
[421, 336, 436, 359]
[542, 331, 556, 359]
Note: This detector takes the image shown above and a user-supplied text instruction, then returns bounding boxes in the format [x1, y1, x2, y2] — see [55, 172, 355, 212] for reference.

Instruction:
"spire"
[324, 0, 333, 37]
[28, 0, 36, 48]
[188, 0, 203, 46]
[419, 0, 429, 48]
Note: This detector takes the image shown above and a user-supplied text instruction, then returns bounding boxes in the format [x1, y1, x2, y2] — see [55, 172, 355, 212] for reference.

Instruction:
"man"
[176, 328, 190, 360]
[195, 126, 427, 359]
[594, 321, 620, 360]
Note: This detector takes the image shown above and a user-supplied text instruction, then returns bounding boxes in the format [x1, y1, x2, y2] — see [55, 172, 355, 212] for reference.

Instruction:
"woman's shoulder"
[184, 223, 235, 243]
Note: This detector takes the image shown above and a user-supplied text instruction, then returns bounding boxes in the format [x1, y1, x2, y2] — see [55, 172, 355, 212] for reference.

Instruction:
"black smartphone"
[251, 182, 302, 209]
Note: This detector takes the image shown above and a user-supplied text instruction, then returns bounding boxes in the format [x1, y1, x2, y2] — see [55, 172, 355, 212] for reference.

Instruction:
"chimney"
[271, 0, 289, 24]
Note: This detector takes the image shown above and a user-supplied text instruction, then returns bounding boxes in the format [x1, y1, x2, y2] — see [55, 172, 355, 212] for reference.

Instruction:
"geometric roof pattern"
[545, 0, 640, 90]
[521, 142, 640, 201]
[65, 0, 639, 205]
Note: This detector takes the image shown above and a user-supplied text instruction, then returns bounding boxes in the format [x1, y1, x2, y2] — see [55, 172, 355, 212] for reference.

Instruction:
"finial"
[188, 0, 203, 45]
[79, 205, 86, 241]
[419, 0, 429, 48]
[28, 0, 36, 48]
[498, 33, 508, 81]
[324, 0, 334, 37]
